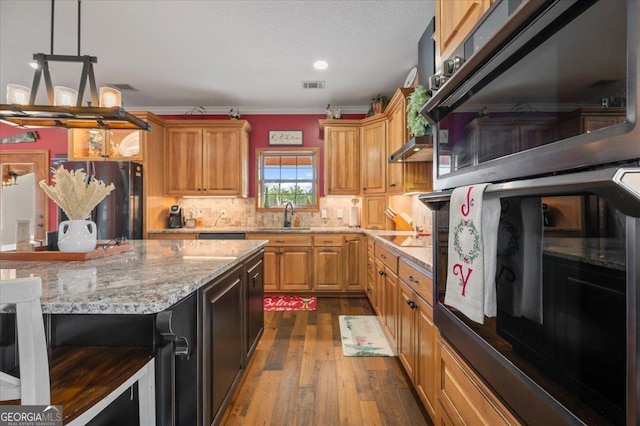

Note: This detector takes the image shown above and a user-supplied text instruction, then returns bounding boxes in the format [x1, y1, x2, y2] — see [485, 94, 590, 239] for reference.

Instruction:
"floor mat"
[264, 296, 317, 311]
[339, 315, 395, 357]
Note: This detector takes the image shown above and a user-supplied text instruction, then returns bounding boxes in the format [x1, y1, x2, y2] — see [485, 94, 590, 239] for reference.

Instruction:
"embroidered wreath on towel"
[453, 218, 481, 264]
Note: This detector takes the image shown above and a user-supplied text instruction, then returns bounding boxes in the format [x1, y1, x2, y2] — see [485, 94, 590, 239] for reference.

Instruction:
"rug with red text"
[264, 296, 317, 311]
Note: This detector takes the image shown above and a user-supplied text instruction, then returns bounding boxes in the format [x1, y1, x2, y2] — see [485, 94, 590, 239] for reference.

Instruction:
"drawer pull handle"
[408, 275, 419, 283]
[275, 240, 285, 243]
[380, 254, 386, 259]
[378, 270, 385, 276]
[407, 300, 418, 309]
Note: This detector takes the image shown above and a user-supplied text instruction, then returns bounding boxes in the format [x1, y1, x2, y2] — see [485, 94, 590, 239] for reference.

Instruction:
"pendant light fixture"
[0, 0, 149, 130]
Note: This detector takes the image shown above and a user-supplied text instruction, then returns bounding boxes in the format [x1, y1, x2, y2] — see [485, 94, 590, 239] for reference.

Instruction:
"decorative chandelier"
[0, 0, 149, 131]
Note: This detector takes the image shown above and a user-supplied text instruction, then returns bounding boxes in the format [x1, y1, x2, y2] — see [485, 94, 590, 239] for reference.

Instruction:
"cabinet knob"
[390, 183, 397, 187]
[407, 300, 418, 309]
[378, 270, 385, 276]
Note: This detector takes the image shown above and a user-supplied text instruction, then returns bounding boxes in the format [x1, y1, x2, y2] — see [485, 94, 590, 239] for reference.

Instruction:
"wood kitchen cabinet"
[320, 120, 361, 195]
[248, 234, 312, 291]
[398, 259, 437, 422]
[437, 336, 521, 425]
[385, 88, 433, 195]
[375, 243, 399, 349]
[67, 112, 163, 162]
[361, 115, 387, 195]
[245, 252, 264, 360]
[363, 194, 388, 230]
[344, 234, 366, 291]
[366, 238, 380, 315]
[164, 120, 251, 196]
[313, 235, 344, 291]
[435, 0, 492, 68]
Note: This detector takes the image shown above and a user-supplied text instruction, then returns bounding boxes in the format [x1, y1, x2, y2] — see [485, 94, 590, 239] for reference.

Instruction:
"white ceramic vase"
[57, 220, 97, 253]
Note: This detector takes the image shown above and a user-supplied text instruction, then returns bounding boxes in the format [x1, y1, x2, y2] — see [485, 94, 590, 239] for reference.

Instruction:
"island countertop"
[0, 239, 267, 315]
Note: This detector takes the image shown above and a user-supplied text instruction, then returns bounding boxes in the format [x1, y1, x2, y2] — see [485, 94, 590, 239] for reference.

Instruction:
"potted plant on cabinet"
[406, 85, 431, 138]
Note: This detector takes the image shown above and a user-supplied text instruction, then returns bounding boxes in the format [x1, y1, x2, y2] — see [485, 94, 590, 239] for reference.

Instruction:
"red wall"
[160, 113, 364, 197]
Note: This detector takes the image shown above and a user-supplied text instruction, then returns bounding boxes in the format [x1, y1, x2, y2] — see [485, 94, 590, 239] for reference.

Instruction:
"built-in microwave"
[422, 0, 638, 191]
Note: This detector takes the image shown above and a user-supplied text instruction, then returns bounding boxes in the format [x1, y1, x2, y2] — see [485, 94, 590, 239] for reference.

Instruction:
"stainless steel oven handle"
[419, 166, 640, 217]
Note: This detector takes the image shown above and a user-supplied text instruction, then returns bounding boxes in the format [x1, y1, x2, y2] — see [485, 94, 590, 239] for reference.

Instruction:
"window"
[256, 148, 319, 211]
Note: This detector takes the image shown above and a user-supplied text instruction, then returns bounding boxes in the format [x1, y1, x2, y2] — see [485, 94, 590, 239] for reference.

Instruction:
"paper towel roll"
[349, 206, 359, 227]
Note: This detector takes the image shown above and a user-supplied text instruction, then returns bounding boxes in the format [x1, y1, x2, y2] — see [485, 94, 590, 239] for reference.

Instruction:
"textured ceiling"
[0, 0, 435, 114]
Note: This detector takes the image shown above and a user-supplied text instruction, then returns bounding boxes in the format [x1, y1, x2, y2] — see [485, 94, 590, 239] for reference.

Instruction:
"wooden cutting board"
[0, 243, 134, 261]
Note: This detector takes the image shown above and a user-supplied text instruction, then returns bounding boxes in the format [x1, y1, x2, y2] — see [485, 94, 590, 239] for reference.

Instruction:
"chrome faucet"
[284, 202, 294, 227]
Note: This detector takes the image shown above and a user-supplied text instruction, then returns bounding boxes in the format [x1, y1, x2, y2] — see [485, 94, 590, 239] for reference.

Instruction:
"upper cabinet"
[361, 116, 387, 195]
[164, 120, 252, 197]
[385, 88, 433, 195]
[320, 120, 361, 196]
[435, 0, 492, 67]
[67, 112, 163, 162]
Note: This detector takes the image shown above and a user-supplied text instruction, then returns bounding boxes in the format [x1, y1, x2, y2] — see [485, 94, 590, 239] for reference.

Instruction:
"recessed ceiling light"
[314, 60, 328, 70]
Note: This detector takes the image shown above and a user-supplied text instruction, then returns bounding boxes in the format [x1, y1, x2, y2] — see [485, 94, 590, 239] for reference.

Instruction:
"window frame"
[255, 147, 320, 212]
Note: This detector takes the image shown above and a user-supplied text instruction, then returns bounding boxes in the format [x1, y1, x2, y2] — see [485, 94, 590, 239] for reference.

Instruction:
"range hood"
[388, 135, 434, 163]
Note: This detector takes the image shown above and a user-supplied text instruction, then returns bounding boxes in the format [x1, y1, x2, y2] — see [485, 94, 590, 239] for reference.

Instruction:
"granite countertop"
[543, 237, 625, 270]
[149, 226, 434, 274]
[0, 240, 267, 315]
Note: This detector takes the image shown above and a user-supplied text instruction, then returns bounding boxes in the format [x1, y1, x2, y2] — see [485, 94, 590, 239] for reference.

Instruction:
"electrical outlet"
[337, 209, 344, 219]
[220, 210, 227, 219]
[321, 209, 327, 219]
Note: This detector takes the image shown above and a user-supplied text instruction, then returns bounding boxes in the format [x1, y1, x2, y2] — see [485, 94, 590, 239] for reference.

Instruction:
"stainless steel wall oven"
[421, 169, 640, 424]
[420, 0, 640, 423]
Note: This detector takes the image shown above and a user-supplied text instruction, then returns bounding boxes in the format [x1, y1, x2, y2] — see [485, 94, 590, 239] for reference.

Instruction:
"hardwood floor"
[222, 297, 433, 426]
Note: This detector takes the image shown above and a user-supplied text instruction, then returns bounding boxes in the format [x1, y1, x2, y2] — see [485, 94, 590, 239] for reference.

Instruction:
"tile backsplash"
[175, 194, 432, 232]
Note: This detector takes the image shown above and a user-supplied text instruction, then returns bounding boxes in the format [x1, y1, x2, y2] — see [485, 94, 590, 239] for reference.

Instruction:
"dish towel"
[445, 184, 501, 324]
[496, 198, 543, 323]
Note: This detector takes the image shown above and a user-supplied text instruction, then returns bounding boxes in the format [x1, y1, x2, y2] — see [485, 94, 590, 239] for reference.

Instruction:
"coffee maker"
[168, 205, 183, 228]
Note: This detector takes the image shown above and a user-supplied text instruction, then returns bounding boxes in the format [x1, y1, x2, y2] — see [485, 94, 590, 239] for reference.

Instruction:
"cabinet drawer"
[313, 235, 343, 247]
[399, 258, 433, 306]
[251, 234, 312, 247]
[375, 243, 398, 272]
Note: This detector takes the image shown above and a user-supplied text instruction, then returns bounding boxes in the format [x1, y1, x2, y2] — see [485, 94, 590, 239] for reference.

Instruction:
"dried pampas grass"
[39, 166, 115, 220]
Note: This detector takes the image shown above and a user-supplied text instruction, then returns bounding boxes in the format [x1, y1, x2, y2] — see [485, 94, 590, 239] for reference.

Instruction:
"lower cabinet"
[398, 276, 437, 422]
[249, 233, 365, 294]
[200, 265, 244, 426]
[437, 337, 521, 425]
[245, 252, 264, 360]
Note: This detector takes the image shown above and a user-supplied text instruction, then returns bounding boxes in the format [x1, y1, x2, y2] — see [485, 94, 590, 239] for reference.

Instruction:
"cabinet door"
[383, 266, 398, 348]
[361, 119, 387, 194]
[68, 128, 144, 161]
[583, 116, 621, 132]
[366, 248, 377, 308]
[263, 247, 279, 291]
[436, 0, 491, 62]
[363, 194, 387, 230]
[313, 246, 344, 291]
[403, 161, 433, 193]
[165, 128, 203, 194]
[325, 126, 360, 195]
[387, 94, 407, 194]
[415, 295, 437, 421]
[201, 265, 244, 426]
[398, 280, 416, 380]
[373, 258, 385, 317]
[344, 235, 366, 291]
[246, 253, 264, 360]
[280, 247, 311, 290]
[202, 128, 243, 196]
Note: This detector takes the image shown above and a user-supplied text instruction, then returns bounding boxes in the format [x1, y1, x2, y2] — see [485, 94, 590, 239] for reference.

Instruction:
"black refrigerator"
[58, 161, 143, 240]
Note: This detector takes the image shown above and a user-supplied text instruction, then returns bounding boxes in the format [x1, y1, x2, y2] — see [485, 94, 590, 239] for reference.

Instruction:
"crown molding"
[130, 105, 370, 115]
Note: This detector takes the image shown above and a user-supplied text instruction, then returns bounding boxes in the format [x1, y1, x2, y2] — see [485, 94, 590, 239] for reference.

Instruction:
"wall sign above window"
[269, 130, 303, 146]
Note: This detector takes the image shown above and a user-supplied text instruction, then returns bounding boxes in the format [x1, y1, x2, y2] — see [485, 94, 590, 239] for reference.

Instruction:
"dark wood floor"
[222, 297, 433, 425]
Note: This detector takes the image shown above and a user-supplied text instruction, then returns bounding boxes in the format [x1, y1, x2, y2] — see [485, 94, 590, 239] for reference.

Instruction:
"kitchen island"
[0, 239, 267, 426]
